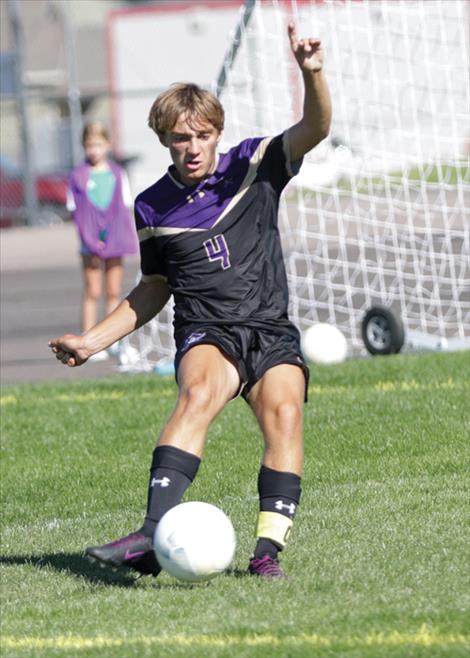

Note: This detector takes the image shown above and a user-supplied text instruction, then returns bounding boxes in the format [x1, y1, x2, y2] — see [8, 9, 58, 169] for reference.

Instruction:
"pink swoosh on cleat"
[124, 550, 145, 560]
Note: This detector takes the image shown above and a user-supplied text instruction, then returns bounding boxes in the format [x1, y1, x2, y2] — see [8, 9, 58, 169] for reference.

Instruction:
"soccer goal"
[118, 0, 469, 372]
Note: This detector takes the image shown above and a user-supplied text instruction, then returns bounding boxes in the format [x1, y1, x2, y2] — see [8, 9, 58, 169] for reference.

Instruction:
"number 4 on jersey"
[203, 234, 231, 270]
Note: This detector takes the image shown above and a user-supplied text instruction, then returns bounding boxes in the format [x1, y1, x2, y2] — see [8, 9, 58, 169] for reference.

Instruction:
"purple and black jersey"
[134, 132, 302, 332]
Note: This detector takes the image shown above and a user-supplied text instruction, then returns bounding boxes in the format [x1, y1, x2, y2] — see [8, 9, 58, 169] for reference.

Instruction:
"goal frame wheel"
[361, 306, 405, 355]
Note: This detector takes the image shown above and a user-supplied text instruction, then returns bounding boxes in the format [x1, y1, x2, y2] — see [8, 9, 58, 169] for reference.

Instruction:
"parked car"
[0, 156, 69, 227]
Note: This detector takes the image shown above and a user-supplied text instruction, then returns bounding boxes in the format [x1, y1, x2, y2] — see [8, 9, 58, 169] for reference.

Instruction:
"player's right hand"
[49, 334, 89, 367]
[287, 22, 324, 73]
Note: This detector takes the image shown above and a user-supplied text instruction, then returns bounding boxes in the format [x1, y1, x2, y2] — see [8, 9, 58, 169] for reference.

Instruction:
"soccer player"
[49, 23, 331, 579]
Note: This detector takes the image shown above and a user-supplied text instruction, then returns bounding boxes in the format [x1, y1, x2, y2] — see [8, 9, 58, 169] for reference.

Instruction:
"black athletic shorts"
[174, 323, 309, 402]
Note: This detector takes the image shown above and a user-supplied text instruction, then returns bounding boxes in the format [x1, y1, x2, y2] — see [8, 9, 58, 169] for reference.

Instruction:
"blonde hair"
[148, 83, 224, 137]
[82, 122, 110, 145]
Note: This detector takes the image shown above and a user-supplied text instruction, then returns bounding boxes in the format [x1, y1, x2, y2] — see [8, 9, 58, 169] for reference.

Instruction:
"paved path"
[1, 224, 140, 387]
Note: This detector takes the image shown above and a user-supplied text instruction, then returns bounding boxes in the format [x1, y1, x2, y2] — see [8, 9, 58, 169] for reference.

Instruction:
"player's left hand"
[288, 23, 324, 73]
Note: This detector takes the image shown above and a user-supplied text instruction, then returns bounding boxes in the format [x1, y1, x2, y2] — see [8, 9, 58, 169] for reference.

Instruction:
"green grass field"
[1, 351, 469, 658]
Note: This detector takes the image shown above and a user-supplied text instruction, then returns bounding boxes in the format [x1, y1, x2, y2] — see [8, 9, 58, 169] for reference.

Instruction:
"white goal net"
[119, 0, 469, 372]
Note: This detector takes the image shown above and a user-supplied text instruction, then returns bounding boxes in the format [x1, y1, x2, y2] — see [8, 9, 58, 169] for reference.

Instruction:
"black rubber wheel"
[361, 306, 405, 355]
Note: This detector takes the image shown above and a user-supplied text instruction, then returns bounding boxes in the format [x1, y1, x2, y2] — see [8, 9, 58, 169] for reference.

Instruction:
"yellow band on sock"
[255, 511, 293, 548]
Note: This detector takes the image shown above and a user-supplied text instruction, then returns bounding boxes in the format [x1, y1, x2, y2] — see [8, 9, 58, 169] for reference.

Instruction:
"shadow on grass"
[0, 553, 140, 587]
[0, 554, 248, 588]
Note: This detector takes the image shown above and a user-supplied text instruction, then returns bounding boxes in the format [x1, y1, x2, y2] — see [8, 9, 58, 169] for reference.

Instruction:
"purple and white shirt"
[134, 133, 302, 331]
[68, 160, 138, 258]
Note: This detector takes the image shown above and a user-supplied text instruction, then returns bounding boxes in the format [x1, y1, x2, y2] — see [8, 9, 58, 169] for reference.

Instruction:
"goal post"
[118, 0, 469, 372]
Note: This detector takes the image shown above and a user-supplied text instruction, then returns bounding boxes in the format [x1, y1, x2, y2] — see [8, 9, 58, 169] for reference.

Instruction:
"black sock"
[255, 537, 280, 560]
[141, 445, 201, 538]
[254, 465, 301, 560]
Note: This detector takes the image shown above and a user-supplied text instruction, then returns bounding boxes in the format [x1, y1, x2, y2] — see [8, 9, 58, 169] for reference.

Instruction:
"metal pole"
[7, 0, 38, 225]
[214, 0, 256, 98]
[61, 0, 82, 167]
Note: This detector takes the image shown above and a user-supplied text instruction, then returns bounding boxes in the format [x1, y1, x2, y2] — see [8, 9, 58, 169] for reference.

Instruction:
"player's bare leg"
[247, 364, 305, 577]
[141, 344, 239, 539]
[158, 344, 241, 456]
[86, 345, 240, 577]
[249, 363, 305, 474]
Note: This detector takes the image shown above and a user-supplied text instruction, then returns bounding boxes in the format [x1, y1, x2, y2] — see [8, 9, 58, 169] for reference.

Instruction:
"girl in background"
[67, 122, 138, 360]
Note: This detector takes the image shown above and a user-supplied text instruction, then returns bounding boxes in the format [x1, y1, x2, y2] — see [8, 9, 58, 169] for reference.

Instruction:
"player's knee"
[179, 380, 215, 418]
[270, 398, 302, 434]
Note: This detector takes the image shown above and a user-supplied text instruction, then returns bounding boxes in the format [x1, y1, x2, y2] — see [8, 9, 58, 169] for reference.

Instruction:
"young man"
[50, 24, 331, 579]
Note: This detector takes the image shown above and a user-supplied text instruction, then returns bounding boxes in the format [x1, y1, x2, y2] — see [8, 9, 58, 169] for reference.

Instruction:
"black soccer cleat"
[85, 531, 161, 577]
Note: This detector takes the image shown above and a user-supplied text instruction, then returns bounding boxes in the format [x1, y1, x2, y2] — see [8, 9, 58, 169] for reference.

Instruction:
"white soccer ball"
[301, 323, 348, 365]
[154, 502, 236, 582]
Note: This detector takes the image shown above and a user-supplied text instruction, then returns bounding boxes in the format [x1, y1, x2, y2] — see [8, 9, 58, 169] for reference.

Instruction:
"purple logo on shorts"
[182, 331, 207, 352]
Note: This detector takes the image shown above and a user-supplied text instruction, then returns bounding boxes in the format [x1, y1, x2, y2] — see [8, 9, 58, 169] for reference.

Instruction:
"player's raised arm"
[49, 278, 171, 367]
[286, 22, 332, 162]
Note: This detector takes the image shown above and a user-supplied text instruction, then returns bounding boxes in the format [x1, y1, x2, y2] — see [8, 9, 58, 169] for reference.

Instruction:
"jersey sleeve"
[260, 132, 303, 193]
[134, 200, 168, 282]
